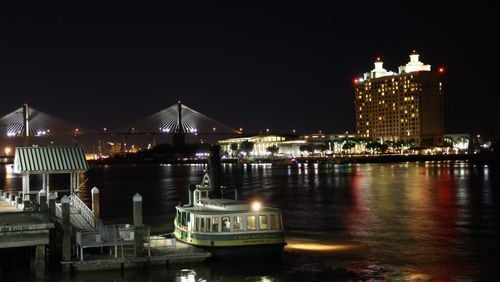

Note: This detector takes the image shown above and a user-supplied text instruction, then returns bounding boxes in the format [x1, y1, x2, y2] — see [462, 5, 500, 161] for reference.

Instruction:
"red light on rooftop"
[438, 67, 445, 73]
[376, 57, 381, 61]
[353, 78, 359, 84]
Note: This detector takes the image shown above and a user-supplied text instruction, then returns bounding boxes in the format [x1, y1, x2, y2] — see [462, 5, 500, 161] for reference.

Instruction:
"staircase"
[55, 193, 98, 231]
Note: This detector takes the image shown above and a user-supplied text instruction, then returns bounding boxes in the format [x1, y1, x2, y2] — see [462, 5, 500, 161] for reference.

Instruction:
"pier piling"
[61, 195, 71, 271]
[133, 193, 144, 256]
[91, 187, 100, 219]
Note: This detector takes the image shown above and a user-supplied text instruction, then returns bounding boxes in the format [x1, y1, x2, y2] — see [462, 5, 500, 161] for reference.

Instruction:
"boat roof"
[177, 198, 281, 215]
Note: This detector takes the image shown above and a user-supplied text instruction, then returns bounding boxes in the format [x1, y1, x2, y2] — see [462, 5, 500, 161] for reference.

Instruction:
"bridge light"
[239, 127, 243, 132]
[266, 128, 270, 133]
[213, 127, 216, 132]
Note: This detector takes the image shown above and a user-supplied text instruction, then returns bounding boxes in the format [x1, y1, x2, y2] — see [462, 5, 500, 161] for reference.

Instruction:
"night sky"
[1, 2, 498, 135]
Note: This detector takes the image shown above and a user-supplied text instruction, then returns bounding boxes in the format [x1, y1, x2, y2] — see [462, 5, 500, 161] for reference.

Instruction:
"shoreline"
[87, 153, 500, 166]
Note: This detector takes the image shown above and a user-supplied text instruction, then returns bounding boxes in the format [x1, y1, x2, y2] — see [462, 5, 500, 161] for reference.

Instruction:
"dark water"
[1, 161, 499, 281]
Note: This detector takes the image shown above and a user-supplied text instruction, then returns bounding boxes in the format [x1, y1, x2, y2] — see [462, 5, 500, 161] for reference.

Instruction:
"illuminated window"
[212, 217, 219, 232]
[195, 217, 200, 232]
[233, 216, 242, 231]
[259, 215, 268, 230]
[247, 216, 256, 231]
[206, 218, 211, 232]
[269, 215, 280, 230]
[222, 216, 230, 232]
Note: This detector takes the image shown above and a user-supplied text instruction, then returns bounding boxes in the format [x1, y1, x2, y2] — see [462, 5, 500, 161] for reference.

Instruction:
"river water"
[1, 161, 499, 281]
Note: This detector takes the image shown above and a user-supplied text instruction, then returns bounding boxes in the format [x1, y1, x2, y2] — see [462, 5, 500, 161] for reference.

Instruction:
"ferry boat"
[174, 147, 286, 257]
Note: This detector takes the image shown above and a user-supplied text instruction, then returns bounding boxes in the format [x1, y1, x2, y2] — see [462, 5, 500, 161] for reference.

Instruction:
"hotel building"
[354, 52, 444, 146]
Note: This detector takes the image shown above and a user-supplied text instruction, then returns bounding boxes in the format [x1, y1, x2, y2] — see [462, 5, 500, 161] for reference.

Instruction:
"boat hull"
[174, 225, 286, 257]
[199, 243, 285, 258]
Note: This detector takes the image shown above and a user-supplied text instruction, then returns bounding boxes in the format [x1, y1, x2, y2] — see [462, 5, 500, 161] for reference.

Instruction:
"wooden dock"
[70, 236, 211, 271]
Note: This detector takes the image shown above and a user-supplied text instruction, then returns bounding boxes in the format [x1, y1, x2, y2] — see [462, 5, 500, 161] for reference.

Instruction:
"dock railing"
[75, 224, 150, 261]
[70, 193, 97, 229]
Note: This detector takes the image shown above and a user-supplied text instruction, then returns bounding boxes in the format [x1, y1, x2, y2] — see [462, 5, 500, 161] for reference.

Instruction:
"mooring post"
[61, 195, 72, 270]
[133, 193, 144, 256]
[91, 187, 100, 219]
[38, 189, 48, 211]
[48, 192, 57, 216]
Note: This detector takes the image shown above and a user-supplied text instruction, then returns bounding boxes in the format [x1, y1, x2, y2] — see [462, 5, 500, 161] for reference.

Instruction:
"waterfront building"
[354, 51, 444, 146]
[218, 133, 369, 158]
[218, 135, 288, 157]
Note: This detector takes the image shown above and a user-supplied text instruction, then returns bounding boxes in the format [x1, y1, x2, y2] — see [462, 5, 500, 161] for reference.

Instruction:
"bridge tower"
[172, 100, 185, 148]
[23, 103, 30, 146]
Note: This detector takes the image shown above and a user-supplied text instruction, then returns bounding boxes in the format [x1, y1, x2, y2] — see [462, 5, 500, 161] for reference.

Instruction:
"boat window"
[233, 216, 242, 231]
[269, 214, 278, 230]
[259, 215, 268, 230]
[181, 212, 186, 226]
[277, 214, 282, 230]
[247, 216, 256, 231]
[195, 217, 200, 232]
[206, 218, 211, 232]
[222, 216, 230, 232]
[212, 217, 220, 232]
[200, 218, 205, 232]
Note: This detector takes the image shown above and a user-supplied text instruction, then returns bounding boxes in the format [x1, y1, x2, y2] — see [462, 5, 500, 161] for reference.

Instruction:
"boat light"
[251, 201, 261, 212]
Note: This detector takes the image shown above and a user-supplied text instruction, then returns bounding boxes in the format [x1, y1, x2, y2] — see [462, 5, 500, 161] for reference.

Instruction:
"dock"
[70, 236, 210, 271]
[1, 146, 210, 279]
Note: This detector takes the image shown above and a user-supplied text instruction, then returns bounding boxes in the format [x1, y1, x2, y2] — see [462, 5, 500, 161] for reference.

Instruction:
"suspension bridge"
[0, 102, 241, 138]
[0, 102, 245, 159]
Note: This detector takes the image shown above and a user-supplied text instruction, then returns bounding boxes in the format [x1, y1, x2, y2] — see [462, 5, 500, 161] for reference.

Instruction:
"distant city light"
[438, 67, 445, 73]
[4, 147, 11, 156]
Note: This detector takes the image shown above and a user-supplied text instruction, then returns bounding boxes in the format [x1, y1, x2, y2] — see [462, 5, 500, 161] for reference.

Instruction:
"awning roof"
[13, 146, 89, 174]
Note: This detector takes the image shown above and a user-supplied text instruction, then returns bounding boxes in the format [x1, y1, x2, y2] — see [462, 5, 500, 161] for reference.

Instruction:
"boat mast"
[208, 145, 222, 198]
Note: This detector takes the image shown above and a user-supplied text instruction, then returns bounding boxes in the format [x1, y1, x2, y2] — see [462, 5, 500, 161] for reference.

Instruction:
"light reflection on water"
[1, 161, 499, 281]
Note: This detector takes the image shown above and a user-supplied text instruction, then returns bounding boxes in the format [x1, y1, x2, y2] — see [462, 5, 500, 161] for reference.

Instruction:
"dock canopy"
[13, 146, 89, 201]
[14, 146, 88, 174]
